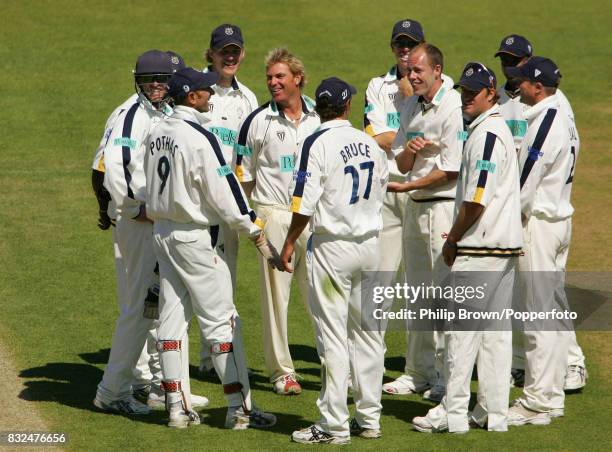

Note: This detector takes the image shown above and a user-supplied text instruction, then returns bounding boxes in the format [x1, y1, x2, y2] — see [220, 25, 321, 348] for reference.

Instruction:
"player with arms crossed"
[385, 43, 463, 402]
[144, 67, 278, 429]
[504, 57, 578, 426]
[412, 63, 522, 433]
[234, 48, 320, 395]
[281, 78, 388, 444]
[197, 23, 259, 378]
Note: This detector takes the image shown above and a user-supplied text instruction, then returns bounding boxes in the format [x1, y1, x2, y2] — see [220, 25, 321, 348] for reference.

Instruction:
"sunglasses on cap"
[392, 38, 419, 49]
[136, 74, 173, 84]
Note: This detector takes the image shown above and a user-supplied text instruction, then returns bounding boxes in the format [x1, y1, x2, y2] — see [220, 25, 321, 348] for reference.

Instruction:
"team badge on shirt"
[277, 131, 286, 142]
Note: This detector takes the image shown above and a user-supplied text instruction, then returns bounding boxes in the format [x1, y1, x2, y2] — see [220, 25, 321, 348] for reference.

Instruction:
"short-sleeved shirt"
[234, 96, 321, 207]
[201, 68, 258, 168]
[518, 94, 575, 220]
[290, 119, 388, 238]
[391, 78, 463, 200]
[455, 104, 522, 255]
[144, 105, 262, 236]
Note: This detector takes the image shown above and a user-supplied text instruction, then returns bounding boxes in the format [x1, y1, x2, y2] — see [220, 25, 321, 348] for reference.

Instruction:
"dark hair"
[412, 43, 444, 71]
[315, 100, 346, 121]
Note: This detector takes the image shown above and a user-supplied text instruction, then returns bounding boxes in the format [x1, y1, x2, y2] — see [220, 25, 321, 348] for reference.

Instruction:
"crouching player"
[280, 77, 388, 444]
[144, 67, 278, 429]
[412, 63, 522, 433]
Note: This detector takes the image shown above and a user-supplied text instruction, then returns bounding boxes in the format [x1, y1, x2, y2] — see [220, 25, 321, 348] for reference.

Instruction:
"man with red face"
[235, 48, 320, 395]
[197, 23, 259, 378]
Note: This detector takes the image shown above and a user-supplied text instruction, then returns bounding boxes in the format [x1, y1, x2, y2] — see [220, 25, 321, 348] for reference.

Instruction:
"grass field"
[1, 0, 612, 450]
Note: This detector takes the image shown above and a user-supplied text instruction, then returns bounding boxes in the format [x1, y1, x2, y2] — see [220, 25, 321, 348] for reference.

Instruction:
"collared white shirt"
[201, 67, 258, 168]
[391, 77, 463, 199]
[235, 96, 321, 207]
[455, 105, 522, 254]
[102, 96, 167, 219]
[144, 105, 262, 236]
[289, 119, 388, 238]
[518, 94, 575, 220]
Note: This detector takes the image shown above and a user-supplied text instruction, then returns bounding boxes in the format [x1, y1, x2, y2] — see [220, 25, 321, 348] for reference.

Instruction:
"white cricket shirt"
[144, 105, 263, 236]
[234, 96, 321, 207]
[391, 77, 463, 200]
[518, 94, 575, 220]
[455, 104, 522, 255]
[290, 119, 388, 238]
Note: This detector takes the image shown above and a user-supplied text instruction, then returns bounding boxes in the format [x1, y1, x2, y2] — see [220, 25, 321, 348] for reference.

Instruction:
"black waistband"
[409, 196, 455, 203]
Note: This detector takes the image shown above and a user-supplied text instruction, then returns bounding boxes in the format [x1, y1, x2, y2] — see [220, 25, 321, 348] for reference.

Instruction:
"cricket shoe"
[132, 385, 151, 404]
[507, 401, 551, 426]
[168, 408, 201, 429]
[273, 373, 302, 395]
[564, 365, 588, 391]
[510, 368, 525, 387]
[412, 415, 468, 434]
[93, 395, 151, 415]
[292, 425, 350, 445]
[225, 406, 277, 430]
[349, 418, 381, 439]
[422, 383, 445, 403]
[382, 375, 429, 395]
[147, 390, 210, 410]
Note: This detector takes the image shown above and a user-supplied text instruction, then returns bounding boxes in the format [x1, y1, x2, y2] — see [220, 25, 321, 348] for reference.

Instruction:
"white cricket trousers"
[153, 220, 252, 409]
[516, 215, 572, 412]
[97, 217, 158, 402]
[434, 255, 515, 432]
[401, 198, 453, 386]
[309, 233, 385, 437]
[254, 203, 310, 382]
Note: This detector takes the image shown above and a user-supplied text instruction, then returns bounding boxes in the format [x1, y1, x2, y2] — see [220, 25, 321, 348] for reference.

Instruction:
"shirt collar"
[319, 119, 351, 131]
[203, 66, 241, 91]
[524, 94, 559, 122]
[171, 105, 210, 125]
[384, 65, 400, 82]
[467, 104, 501, 132]
[418, 76, 452, 111]
[267, 95, 316, 118]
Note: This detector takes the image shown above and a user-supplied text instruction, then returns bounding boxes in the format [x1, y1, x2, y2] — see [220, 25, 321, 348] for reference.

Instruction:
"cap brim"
[196, 72, 220, 89]
[495, 49, 529, 58]
[213, 38, 244, 49]
[392, 33, 421, 43]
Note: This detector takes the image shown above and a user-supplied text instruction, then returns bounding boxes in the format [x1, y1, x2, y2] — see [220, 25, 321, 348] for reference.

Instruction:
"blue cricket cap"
[505, 56, 561, 87]
[168, 67, 219, 101]
[315, 77, 357, 108]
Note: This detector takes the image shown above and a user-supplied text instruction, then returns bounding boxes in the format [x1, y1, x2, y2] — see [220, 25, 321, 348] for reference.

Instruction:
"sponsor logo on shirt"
[279, 154, 295, 172]
[114, 137, 137, 149]
[476, 160, 496, 173]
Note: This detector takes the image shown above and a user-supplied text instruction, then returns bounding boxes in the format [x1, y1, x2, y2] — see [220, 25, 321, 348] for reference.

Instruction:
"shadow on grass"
[289, 344, 320, 364]
[79, 348, 110, 364]
[199, 407, 307, 436]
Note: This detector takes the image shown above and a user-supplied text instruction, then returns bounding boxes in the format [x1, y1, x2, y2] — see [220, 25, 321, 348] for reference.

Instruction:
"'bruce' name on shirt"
[340, 142, 371, 164]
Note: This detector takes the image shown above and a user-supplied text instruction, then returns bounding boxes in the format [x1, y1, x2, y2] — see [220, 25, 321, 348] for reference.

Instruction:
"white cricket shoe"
[93, 396, 151, 415]
[422, 383, 445, 402]
[412, 415, 468, 434]
[225, 406, 277, 430]
[273, 373, 302, 395]
[382, 375, 429, 395]
[564, 365, 588, 391]
[507, 401, 551, 426]
[349, 418, 381, 439]
[168, 407, 201, 429]
[291, 425, 350, 445]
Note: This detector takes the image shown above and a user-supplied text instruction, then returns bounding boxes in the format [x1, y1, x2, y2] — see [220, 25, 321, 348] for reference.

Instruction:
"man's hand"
[133, 204, 153, 223]
[280, 241, 295, 273]
[406, 136, 433, 154]
[387, 181, 413, 193]
[252, 232, 283, 270]
[98, 209, 114, 230]
[442, 240, 457, 267]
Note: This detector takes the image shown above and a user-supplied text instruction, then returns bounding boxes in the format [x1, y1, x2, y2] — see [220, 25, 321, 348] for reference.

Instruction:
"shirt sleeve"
[200, 132, 263, 237]
[234, 111, 259, 183]
[463, 132, 500, 207]
[434, 103, 463, 172]
[290, 134, 325, 217]
[102, 104, 146, 219]
[364, 78, 392, 136]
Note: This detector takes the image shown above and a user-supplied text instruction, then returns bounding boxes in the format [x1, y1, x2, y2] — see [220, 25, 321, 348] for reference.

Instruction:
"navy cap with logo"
[210, 24, 244, 49]
[391, 19, 425, 44]
[168, 67, 219, 101]
[315, 77, 357, 108]
[454, 62, 497, 91]
[495, 34, 532, 58]
[505, 56, 561, 87]
[135, 50, 185, 75]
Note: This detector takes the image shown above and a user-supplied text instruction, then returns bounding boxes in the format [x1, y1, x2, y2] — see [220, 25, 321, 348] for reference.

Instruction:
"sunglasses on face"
[499, 54, 523, 67]
[393, 39, 419, 49]
[136, 74, 172, 84]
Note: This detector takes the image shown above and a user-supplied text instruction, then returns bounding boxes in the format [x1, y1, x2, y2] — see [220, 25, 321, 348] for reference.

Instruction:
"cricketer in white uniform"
[494, 35, 586, 391]
[93, 50, 192, 415]
[235, 48, 321, 395]
[413, 63, 522, 433]
[363, 18, 424, 351]
[144, 67, 278, 429]
[505, 57, 577, 426]
[386, 43, 463, 401]
[197, 23, 259, 377]
[280, 77, 388, 445]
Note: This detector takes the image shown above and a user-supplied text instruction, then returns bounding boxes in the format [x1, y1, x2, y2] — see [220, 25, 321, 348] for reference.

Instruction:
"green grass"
[1, 0, 612, 450]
